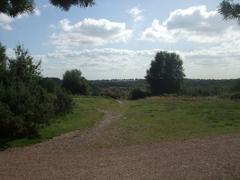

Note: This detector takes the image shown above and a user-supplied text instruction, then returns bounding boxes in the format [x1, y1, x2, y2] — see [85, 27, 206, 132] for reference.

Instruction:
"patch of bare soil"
[0, 110, 239, 180]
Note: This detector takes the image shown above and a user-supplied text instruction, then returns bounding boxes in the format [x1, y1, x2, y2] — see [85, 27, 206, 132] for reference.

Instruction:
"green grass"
[2, 96, 118, 148]
[2, 96, 240, 149]
[95, 96, 240, 147]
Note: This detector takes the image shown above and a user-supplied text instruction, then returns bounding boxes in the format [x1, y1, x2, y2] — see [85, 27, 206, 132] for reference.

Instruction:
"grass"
[1, 96, 118, 148]
[2, 96, 240, 149]
[95, 96, 240, 147]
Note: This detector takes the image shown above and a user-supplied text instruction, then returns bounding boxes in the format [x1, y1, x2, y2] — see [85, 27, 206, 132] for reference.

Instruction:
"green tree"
[0, 0, 94, 17]
[8, 45, 41, 84]
[0, 44, 72, 138]
[145, 51, 185, 95]
[0, 43, 7, 73]
[233, 79, 240, 91]
[62, 69, 89, 95]
[219, 0, 240, 22]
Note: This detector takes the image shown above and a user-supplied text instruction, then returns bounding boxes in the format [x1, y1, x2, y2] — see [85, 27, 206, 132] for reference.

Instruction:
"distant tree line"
[91, 75, 240, 100]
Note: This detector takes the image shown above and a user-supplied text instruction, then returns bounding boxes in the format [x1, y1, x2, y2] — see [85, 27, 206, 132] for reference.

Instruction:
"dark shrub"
[62, 69, 90, 95]
[129, 88, 149, 100]
[0, 44, 73, 138]
[230, 93, 240, 101]
[54, 88, 73, 114]
[101, 88, 121, 99]
[39, 78, 61, 93]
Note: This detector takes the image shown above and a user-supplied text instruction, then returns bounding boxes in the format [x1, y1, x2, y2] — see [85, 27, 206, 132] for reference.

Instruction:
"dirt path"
[0, 109, 240, 180]
[36, 109, 124, 148]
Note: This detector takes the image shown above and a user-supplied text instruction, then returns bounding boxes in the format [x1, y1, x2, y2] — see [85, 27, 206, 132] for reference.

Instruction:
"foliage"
[230, 92, 240, 100]
[39, 77, 62, 93]
[62, 69, 90, 95]
[50, 0, 95, 11]
[0, 43, 7, 74]
[232, 79, 240, 91]
[0, 0, 34, 17]
[219, 0, 240, 22]
[128, 88, 149, 100]
[3, 97, 118, 148]
[0, 44, 72, 139]
[101, 88, 122, 99]
[54, 88, 73, 114]
[0, 0, 94, 17]
[91, 78, 240, 98]
[146, 51, 185, 95]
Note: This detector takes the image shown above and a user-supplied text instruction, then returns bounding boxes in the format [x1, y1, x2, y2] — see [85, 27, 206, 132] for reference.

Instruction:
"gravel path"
[0, 110, 240, 180]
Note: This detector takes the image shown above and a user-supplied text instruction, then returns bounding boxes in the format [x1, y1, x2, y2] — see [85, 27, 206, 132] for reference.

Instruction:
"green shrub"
[129, 88, 149, 100]
[62, 69, 90, 95]
[230, 93, 240, 101]
[101, 88, 121, 99]
[54, 88, 73, 114]
[0, 44, 73, 138]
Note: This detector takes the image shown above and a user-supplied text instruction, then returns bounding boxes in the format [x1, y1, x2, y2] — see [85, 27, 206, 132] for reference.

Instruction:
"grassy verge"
[2, 96, 240, 149]
[1, 96, 118, 148]
[95, 97, 240, 147]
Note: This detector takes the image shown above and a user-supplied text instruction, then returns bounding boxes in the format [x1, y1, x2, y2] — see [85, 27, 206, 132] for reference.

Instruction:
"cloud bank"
[141, 5, 239, 44]
[50, 18, 133, 49]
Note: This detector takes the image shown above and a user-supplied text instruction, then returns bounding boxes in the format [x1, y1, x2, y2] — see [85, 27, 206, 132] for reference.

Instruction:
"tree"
[128, 88, 149, 100]
[219, 0, 240, 22]
[0, 0, 95, 17]
[62, 69, 89, 95]
[145, 51, 185, 95]
[8, 45, 41, 85]
[0, 44, 72, 138]
[232, 79, 240, 91]
[0, 43, 7, 73]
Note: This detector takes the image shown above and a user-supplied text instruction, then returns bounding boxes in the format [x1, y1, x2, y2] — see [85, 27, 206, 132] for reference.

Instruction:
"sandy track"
[0, 110, 240, 180]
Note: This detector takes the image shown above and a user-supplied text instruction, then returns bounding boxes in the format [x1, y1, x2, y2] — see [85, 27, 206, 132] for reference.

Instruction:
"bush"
[230, 93, 240, 101]
[0, 102, 16, 137]
[39, 78, 61, 93]
[101, 88, 121, 99]
[0, 44, 73, 138]
[129, 88, 149, 100]
[54, 88, 73, 114]
[62, 69, 90, 95]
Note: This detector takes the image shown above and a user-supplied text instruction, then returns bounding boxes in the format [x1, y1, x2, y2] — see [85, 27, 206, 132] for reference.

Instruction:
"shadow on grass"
[0, 134, 40, 151]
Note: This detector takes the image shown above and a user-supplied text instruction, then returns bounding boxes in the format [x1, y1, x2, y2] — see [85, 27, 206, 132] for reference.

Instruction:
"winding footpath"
[0, 108, 240, 180]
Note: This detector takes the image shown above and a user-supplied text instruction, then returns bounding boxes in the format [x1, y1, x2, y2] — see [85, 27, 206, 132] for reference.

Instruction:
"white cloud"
[42, 48, 154, 79]
[34, 8, 41, 16]
[0, 7, 41, 31]
[141, 5, 239, 44]
[0, 13, 13, 30]
[128, 7, 143, 22]
[141, 19, 176, 43]
[50, 18, 133, 48]
[41, 45, 240, 79]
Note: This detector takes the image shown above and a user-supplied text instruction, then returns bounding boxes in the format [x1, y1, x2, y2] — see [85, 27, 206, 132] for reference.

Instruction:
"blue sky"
[0, 0, 240, 80]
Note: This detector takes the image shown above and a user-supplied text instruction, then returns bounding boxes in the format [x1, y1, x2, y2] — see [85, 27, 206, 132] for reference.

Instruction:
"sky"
[0, 0, 240, 80]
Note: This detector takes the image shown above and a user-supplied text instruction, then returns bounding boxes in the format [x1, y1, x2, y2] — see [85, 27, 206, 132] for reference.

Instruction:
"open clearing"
[1, 97, 240, 179]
